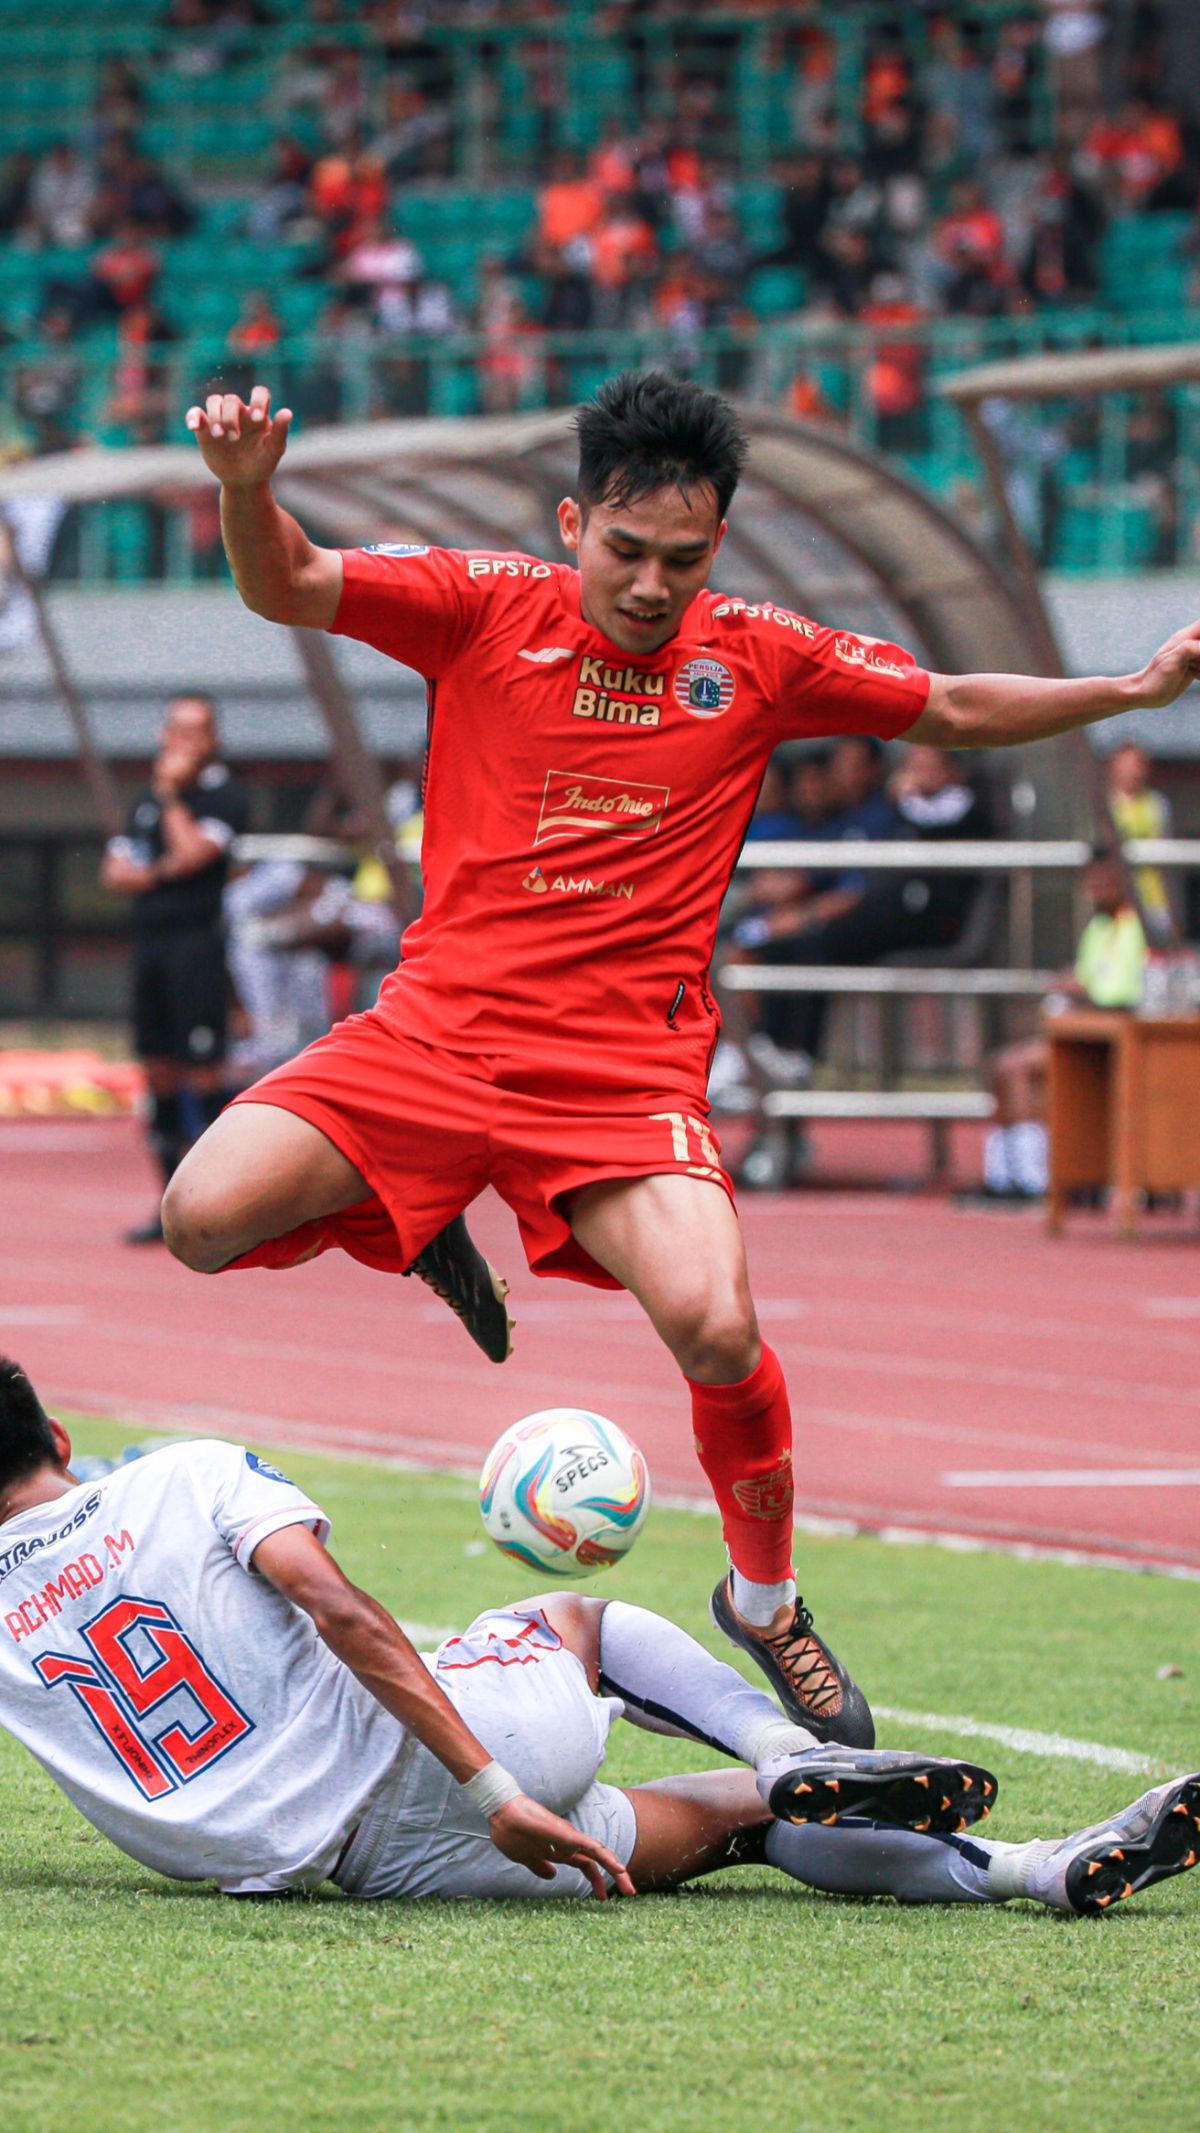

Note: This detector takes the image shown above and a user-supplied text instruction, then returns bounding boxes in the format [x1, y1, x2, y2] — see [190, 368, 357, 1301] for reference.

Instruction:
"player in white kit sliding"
[0, 1357, 1195, 1916]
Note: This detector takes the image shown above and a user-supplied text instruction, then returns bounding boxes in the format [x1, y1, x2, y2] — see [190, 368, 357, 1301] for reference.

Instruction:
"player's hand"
[487, 1794, 636, 1899]
[154, 740, 206, 798]
[184, 384, 293, 487]
[1129, 622, 1200, 711]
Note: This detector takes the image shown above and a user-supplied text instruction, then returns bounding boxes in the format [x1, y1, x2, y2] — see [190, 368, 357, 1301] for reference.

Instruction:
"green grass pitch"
[0, 1416, 1196, 2133]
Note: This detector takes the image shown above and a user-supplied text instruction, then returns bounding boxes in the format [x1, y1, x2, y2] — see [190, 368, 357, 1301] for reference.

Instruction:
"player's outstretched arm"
[184, 385, 343, 628]
[253, 1525, 634, 1898]
[911, 620, 1200, 749]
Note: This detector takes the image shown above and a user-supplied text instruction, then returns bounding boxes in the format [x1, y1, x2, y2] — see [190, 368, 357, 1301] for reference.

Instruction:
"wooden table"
[1046, 1008, 1200, 1237]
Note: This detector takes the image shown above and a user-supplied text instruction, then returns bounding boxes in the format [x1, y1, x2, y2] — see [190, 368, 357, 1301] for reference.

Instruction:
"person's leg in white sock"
[598, 1599, 816, 1767]
[1008, 1120, 1048, 1196]
[730, 1570, 796, 1627]
[766, 1817, 1000, 1903]
[983, 1125, 1015, 1193]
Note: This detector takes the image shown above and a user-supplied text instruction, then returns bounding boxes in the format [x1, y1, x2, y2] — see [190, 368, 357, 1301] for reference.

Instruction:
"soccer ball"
[479, 1409, 651, 1576]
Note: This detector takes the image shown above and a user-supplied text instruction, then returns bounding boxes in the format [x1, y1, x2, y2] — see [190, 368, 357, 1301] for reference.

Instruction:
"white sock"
[983, 1837, 1054, 1903]
[765, 1820, 1000, 1904]
[731, 1571, 797, 1628]
[598, 1600, 816, 1764]
[1008, 1121, 1048, 1195]
[984, 1126, 1014, 1192]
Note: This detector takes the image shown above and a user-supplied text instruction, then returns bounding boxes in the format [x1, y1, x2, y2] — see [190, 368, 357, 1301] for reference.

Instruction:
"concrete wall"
[1044, 572, 1200, 757]
[2, 575, 1199, 837]
[0, 586, 428, 766]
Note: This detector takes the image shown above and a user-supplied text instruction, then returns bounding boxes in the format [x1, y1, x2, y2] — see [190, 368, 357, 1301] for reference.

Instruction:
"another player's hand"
[154, 740, 206, 797]
[1130, 622, 1200, 710]
[185, 384, 293, 487]
[487, 1794, 636, 1899]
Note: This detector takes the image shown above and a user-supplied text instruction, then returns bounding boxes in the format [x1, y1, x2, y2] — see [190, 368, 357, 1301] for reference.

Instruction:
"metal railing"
[714, 837, 1200, 1173]
[728, 837, 1200, 975]
[6, 314, 1200, 584]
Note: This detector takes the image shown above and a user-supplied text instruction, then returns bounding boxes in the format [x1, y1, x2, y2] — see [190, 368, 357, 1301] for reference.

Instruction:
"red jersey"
[331, 547, 929, 1093]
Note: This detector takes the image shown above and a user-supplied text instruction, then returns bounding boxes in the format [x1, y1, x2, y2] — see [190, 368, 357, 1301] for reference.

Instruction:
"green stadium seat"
[737, 183, 784, 249]
[429, 362, 480, 418]
[746, 266, 806, 317]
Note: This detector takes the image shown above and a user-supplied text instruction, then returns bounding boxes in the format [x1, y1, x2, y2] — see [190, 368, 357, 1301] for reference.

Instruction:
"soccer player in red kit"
[172, 371, 1200, 1745]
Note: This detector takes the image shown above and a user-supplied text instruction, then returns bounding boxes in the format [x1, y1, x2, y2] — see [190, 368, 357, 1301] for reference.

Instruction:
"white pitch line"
[0, 1125, 130, 1153]
[943, 1468, 1200, 1488]
[0, 1305, 87, 1326]
[1142, 1297, 1200, 1319]
[399, 1620, 457, 1650]
[874, 1706, 1153, 1776]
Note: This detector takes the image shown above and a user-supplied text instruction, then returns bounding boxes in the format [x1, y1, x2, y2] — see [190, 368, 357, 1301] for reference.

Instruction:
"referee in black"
[101, 693, 249, 1243]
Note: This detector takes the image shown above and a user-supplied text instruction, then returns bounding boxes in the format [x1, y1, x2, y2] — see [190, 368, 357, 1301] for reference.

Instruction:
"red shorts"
[229, 1008, 734, 1290]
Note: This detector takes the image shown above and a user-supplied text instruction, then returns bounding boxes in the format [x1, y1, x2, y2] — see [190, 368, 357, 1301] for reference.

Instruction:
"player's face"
[162, 697, 217, 762]
[559, 484, 726, 655]
[1087, 856, 1125, 914]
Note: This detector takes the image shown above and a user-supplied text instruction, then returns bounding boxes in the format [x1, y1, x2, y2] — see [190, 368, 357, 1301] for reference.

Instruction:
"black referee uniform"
[120, 761, 249, 1071]
[110, 762, 249, 1228]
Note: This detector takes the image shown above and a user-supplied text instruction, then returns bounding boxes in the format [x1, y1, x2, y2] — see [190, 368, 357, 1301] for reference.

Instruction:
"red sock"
[688, 1344, 795, 1583]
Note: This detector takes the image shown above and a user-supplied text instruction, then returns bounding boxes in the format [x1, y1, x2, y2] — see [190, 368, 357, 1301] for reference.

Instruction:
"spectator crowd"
[4, 0, 1200, 484]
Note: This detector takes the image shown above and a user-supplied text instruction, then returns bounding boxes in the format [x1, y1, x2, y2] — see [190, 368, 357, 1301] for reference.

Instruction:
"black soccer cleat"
[403, 1214, 514, 1364]
[711, 1575, 875, 1747]
[1059, 1773, 1200, 1917]
[124, 1213, 166, 1245]
[766, 1748, 998, 1834]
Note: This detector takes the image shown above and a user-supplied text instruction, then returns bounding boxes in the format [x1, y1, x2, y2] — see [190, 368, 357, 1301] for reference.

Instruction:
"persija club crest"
[674, 656, 736, 718]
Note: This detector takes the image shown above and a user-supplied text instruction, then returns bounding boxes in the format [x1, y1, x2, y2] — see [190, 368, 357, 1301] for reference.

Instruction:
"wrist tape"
[461, 1760, 522, 1817]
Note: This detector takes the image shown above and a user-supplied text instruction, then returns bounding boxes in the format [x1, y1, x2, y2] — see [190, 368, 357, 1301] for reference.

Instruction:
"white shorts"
[333, 1607, 637, 1900]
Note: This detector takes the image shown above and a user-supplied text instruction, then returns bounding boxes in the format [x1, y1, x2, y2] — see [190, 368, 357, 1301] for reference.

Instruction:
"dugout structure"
[0, 400, 1075, 887]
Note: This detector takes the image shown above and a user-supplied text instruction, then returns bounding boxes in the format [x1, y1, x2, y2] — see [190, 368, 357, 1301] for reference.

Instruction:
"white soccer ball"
[479, 1409, 651, 1576]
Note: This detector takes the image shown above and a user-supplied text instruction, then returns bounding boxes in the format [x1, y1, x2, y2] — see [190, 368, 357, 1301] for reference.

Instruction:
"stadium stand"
[2, 0, 1200, 580]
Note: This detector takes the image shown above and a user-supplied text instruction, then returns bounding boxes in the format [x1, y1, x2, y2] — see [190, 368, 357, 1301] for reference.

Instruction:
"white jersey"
[0, 1442, 405, 1894]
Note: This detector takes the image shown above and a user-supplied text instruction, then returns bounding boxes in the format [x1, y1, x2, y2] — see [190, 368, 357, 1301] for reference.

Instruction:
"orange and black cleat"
[711, 1575, 875, 1746]
[764, 1748, 998, 1833]
[1059, 1773, 1200, 1917]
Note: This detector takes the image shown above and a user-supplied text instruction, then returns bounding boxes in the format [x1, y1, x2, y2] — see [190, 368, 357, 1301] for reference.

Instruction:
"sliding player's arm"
[185, 385, 343, 627]
[910, 621, 1200, 749]
[253, 1522, 634, 1897]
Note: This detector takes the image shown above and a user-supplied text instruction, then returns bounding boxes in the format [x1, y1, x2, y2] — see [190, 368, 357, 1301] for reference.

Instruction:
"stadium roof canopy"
[0, 405, 1067, 845]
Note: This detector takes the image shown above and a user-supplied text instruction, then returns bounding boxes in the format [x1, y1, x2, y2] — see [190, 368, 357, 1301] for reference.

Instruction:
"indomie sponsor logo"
[534, 768, 669, 847]
[572, 654, 664, 728]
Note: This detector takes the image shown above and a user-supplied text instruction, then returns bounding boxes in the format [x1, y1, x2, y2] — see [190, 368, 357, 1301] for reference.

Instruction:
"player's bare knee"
[160, 1170, 235, 1274]
[670, 1294, 760, 1384]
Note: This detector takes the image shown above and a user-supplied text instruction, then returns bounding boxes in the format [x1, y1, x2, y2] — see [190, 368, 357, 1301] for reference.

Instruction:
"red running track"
[2, 1119, 1198, 1574]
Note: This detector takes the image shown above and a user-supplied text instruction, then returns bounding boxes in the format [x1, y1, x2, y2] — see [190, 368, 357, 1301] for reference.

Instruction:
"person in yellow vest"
[981, 847, 1146, 1200]
[1107, 742, 1175, 944]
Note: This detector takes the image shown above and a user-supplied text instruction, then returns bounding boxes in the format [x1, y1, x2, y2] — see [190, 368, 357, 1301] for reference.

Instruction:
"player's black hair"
[575, 370, 749, 522]
[0, 1355, 60, 1495]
